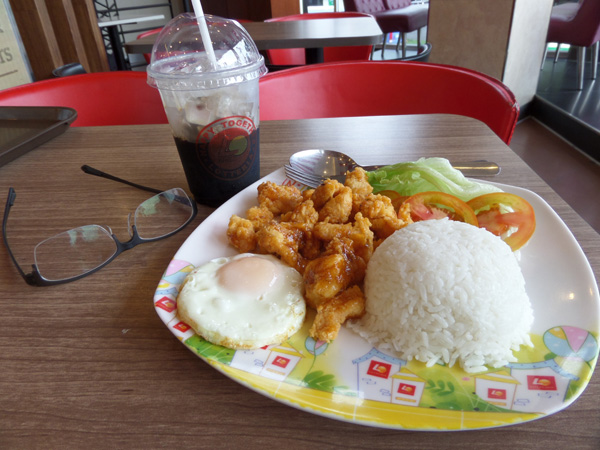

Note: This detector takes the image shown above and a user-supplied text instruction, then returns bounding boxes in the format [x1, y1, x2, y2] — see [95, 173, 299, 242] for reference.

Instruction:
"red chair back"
[259, 61, 519, 144]
[265, 12, 374, 66]
[0, 71, 168, 127]
[137, 27, 163, 64]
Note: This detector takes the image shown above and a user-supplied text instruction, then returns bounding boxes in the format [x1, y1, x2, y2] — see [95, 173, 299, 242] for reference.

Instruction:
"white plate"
[153, 168, 600, 430]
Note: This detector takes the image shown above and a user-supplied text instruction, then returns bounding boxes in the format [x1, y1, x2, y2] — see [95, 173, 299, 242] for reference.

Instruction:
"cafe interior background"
[1, 0, 598, 232]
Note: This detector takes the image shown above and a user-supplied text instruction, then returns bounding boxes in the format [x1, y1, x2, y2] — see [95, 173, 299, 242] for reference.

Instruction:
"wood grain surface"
[0, 116, 598, 449]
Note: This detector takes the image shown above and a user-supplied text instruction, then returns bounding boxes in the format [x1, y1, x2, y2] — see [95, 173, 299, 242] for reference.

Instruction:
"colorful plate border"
[153, 168, 600, 430]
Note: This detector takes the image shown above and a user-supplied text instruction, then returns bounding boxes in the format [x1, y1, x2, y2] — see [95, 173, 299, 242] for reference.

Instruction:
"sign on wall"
[0, 0, 32, 90]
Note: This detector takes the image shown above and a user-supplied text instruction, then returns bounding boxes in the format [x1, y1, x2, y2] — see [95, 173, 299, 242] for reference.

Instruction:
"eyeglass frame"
[2, 165, 197, 287]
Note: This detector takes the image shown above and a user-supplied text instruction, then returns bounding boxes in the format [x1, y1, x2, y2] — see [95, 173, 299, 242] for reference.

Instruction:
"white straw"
[191, 0, 217, 67]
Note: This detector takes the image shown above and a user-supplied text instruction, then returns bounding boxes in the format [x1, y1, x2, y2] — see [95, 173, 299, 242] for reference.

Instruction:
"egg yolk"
[217, 256, 279, 297]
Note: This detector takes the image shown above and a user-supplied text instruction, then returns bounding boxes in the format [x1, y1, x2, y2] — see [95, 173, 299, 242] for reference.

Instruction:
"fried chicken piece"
[397, 201, 413, 225]
[375, 195, 413, 239]
[257, 181, 304, 215]
[369, 216, 407, 240]
[227, 171, 411, 344]
[302, 189, 315, 201]
[360, 193, 397, 219]
[256, 222, 307, 273]
[310, 285, 366, 342]
[303, 253, 348, 309]
[246, 206, 274, 228]
[319, 185, 353, 223]
[299, 229, 323, 261]
[310, 179, 342, 209]
[280, 199, 319, 228]
[344, 167, 373, 197]
[303, 238, 366, 309]
[310, 179, 353, 223]
[313, 212, 374, 262]
[312, 221, 350, 241]
[226, 215, 257, 253]
[360, 193, 409, 239]
[345, 168, 374, 218]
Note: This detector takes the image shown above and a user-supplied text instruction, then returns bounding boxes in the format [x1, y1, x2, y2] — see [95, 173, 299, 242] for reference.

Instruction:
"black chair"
[52, 63, 87, 78]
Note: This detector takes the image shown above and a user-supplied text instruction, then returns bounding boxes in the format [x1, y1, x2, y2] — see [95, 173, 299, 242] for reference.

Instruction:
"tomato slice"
[467, 192, 535, 251]
[402, 192, 479, 226]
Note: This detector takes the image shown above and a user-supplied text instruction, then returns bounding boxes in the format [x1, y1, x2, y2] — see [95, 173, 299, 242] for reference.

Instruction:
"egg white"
[177, 253, 306, 349]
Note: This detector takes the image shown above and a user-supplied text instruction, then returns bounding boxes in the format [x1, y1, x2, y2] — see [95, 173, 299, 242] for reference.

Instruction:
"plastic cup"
[147, 13, 267, 207]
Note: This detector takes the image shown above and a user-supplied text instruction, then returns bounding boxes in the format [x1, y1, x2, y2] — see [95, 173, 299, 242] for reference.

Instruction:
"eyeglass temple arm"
[81, 165, 164, 195]
[81, 165, 196, 211]
[2, 188, 38, 285]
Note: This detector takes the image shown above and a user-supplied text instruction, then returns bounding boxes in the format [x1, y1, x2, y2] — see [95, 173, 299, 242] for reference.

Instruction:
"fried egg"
[177, 253, 306, 349]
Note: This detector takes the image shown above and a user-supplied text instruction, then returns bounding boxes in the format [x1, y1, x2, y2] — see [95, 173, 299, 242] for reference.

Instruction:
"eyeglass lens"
[135, 188, 193, 239]
[32, 189, 194, 282]
[34, 225, 117, 281]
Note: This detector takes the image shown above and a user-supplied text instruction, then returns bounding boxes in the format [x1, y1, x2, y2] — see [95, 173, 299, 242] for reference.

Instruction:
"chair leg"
[395, 33, 401, 52]
[592, 41, 599, 80]
[402, 32, 407, 59]
[541, 44, 548, 70]
[577, 46, 585, 90]
[554, 43, 562, 63]
[381, 35, 387, 60]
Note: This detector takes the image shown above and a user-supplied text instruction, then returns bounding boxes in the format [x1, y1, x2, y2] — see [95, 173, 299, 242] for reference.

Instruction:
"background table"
[125, 17, 383, 64]
[0, 116, 598, 448]
[98, 14, 165, 70]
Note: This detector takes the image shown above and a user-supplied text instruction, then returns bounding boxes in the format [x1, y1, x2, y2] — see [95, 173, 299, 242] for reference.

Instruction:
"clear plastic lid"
[147, 13, 267, 90]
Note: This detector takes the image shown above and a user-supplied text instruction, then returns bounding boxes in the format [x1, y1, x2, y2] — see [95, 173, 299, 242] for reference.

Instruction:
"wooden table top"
[124, 17, 384, 54]
[0, 115, 598, 448]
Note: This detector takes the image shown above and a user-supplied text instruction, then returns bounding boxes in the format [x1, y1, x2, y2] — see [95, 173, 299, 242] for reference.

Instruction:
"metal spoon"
[288, 149, 500, 179]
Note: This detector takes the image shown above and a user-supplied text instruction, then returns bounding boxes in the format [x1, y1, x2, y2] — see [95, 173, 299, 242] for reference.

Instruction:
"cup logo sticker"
[196, 116, 258, 180]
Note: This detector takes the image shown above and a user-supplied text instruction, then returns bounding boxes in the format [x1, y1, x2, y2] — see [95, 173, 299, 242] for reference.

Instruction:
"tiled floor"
[533, 51, 600, 161]
[518, 49, 600, 234]
[510, 118, 600, 235]
[537, 51, 600, 131]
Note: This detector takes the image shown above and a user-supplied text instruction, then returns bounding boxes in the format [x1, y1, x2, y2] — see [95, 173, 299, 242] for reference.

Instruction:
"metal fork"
[284, 162, 500, 189]
[284, 164, 332, 188]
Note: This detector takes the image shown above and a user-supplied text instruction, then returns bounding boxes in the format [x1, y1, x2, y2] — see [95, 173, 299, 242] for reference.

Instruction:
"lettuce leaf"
[367, 157, 502, 202]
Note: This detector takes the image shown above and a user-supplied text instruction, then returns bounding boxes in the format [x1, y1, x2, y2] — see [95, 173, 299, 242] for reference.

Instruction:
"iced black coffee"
[147, 14, 267, 206]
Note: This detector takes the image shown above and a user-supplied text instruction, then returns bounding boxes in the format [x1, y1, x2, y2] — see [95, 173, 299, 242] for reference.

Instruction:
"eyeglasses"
[2, 165, 197, 286]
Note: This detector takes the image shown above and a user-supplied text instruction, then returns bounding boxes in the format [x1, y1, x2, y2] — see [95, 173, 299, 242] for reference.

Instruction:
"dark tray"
[0, 106, 78, 167]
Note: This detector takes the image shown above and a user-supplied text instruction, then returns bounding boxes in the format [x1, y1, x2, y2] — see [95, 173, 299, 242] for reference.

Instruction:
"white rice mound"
[348, 218, 533, 373]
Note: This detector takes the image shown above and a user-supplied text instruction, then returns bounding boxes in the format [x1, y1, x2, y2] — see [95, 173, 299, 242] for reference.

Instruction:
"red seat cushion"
[373, 5, 429, 33]
[385, 0, 412, 8]
[546, 0, 600, 47]
[550, 2, 580, 21]
[346, 0, 387, 14]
